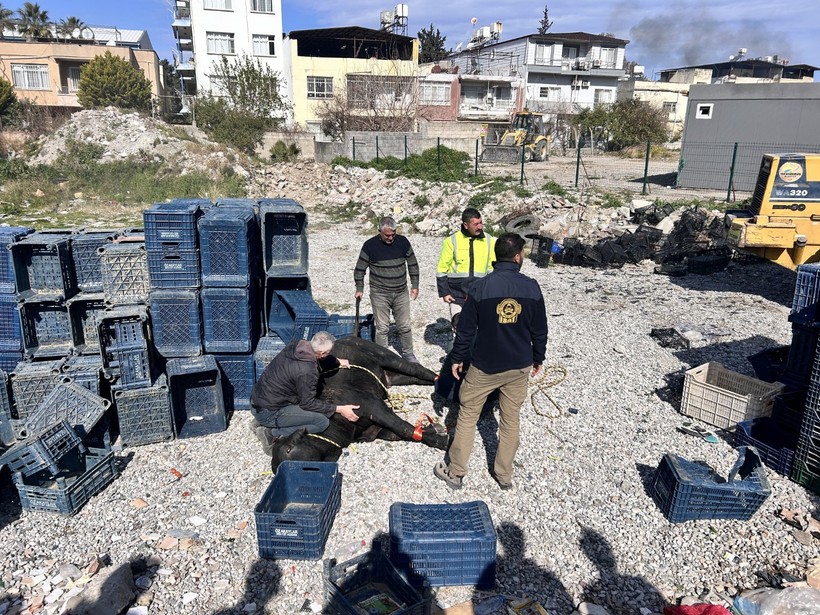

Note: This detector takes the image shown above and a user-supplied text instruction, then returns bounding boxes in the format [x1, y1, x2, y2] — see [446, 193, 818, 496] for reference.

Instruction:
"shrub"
[55, 138, 105, 175]
[77, 51, 152, 110]
[0, 78, 15, 120]
[542, 179, 568, 197]
[270, 140, 300, 162]
[196, 97, 270, 155]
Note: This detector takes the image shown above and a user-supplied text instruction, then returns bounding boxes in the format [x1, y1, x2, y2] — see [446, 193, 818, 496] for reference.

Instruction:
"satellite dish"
[455, 42, 463, 52]
[471, 17, 477, 25]
[71, 27, 81, 38]
[80, 26, 94, 40]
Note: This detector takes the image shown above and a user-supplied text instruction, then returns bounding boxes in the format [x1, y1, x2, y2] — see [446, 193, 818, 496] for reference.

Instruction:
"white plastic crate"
[680, 362, 784, 430]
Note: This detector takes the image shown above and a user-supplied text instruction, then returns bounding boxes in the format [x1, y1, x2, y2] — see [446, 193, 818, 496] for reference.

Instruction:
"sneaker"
[403, 352, 419, 363]
[250, 420, 277, 456]
[491, 471, 513, 491]
[433, 461, 463, 490]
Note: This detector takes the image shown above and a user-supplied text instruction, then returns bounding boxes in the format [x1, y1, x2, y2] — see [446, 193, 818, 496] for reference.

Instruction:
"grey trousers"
[251, 405, 330, 438]
[370, 288, 413, 354]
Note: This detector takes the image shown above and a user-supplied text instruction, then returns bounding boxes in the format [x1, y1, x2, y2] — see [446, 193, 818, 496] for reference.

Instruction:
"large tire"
[505, 214, 541, 239]
[534, 140, 548, 162]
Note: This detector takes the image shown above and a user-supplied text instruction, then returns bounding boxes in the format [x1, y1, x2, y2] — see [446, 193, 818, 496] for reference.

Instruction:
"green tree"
[56, 16, 85, 41]
[210, 54, 289, 121]
[77, 51, 152, 110]
[573, 105, 610, 149]
[606, 99, 668, 149]
[0, 77, 16, 119]
[417, 23, 447, 63]
[537, 5, 553, 35]
[195, 96, 269, 155]
[16, 2, 51, 40]
[0, 3, 15, 38]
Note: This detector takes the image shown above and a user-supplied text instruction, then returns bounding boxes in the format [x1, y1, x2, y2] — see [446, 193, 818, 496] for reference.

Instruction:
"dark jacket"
[251, 340, 337, 416]
[451, 261, 548, 374]
[354, 234, 419, 293]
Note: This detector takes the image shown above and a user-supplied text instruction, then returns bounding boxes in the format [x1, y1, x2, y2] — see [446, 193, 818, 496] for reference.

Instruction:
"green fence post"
[520, 143, 526, 184]
[437, 137, 441, 169]
[641, 141, 651, 195]
[404, 135, 408, 165]
[376, 135, 380, 164]
[352, 136, 356, 161]
[575, 145, 581, 187]
[475, 140, 479, 176]
[726, 142, 739, 202]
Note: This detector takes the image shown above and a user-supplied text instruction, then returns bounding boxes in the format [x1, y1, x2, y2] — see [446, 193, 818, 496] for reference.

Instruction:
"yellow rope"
[528, 364, 568, 419]
[308, 432, 343, 449]
[324, 362, 430, 416]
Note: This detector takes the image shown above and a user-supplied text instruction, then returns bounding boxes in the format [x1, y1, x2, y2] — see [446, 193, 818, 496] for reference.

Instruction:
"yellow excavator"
[482, 111, 550, 164]
[727, 153, 820, 270]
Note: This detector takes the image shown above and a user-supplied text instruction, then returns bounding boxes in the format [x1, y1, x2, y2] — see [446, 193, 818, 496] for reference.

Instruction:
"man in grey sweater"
[354, 217, 420, 362]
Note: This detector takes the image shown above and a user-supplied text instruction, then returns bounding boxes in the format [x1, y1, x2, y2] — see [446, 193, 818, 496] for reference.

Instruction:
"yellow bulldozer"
[482, 111, 550, 164]
[727, 153, 820, 270]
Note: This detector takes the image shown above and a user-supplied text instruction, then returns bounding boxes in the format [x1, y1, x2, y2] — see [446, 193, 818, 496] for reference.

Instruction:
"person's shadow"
[209, 559, 282, 614]
[579, 527, 666, 614]
[489, 522, 575, 614]
[423, 317, 455, 354]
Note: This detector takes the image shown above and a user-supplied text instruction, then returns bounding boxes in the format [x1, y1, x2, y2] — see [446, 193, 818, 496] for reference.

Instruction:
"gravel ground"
[0, 213, 817, 615]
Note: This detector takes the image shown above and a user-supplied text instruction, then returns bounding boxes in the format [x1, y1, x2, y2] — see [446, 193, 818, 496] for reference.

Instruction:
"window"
[347, 74, 413, 109]
[68, 67, 81, 92]
[307, 76, 333, 99]
[11, 63, 49, 90]
[662, 101, 677, 114]
[419, 82, 450, 105]
[539, 86, 560, 100]
[562, 46, 578, 60]
[251, 0, 274, 11]
[204, 0, 232, 9]
[206, 32, 235, 54]
[696, 103, 713, 119]
[593, 88, 613, 104]
[253, 34, 275, 56]
[534, 43, 553, 65]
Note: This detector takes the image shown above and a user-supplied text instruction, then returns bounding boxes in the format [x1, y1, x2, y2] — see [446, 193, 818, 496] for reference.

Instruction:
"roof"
[288, 25, 413, 44]
[661, 58, 817, 72]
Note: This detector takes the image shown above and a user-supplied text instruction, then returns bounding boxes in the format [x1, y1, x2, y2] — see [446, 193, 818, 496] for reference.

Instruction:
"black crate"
[98, 307, 153, 388]
[10, 233, 76, 300]
[71, 231, 118, 293]
[199, 205, 260, 287]
[18, 299, 72, 359]
[792, 410, 820, 495]
[25, 378, 111, 439]
[786, 323, 819, 381]
[734, 418, 797, 476]
[0, 369, 14, 446]
[790, 263, 820, 327]
[114, 374, 174, 446]
[202, 286, 260, 353]
[771, 389, 807, 438]
[747, 345, 790, 383]
[62, 354, 103, 397]
[10, 358, 66, 424]
[687, 254, 730, 275]
[167, 355, 226, 439]
[66, 292, 106, 355]
[259, 199, 308, 277]
[0, 419, 84, 478]
[213, 353, 255, 412]
[99, 243, 149, 306]
[0, 227, 34, 294]
[149, 289, 202, 358]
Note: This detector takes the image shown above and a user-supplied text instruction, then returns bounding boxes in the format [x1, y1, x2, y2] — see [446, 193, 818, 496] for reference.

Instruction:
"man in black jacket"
[434, 233, 548, 490]
[251, 331, 359, 455]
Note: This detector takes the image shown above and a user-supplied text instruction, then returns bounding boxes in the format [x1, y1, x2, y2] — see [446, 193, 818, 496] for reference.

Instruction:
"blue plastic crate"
[650, 446, 771, 523]
[10, 233, 76, 300]
[215, 198, 257, 208]
[770, 390, 806, 438]
[0, 369, 13, 446]
[213, 353, 255, 411]
[791, 416, 820, 495]
[61, 354, 103, 396]
[202, 286, 260, 353]
[99, 243, 149, 306]
[66, 293, 106, 355]
[734, 418, 796, 476]
[199, 206, 260, 287]
[0, 227, 34, 293]
[326, 314, 375, 342]
[0, 350, 23, 374]
[12, 443, 118, 516]
[268, 290, 328, 342]
[10, 359, 66, 424]
[389, 501, 496, 589]
[790, 263, 820, 326]
[167, 355, 226, 439]
[143, 201, 204, 253]
[0, 293, 23, 347]
[254, 334, 287, 378]
[114, 374, 174, 446]
[259, 199, 309, 277]
[0, 419, 84, 477]
[98, 307, 153, 388]
[147, 249, 200, 289]
[255, 461, 342, 560]
[324, 542, 428, 615]
[149, 289, 202, 358]
[25, 378, 112, 439]
[785, 323, 819, 382]
[72, 231, 117, 293]
[18, 299, 73, 359]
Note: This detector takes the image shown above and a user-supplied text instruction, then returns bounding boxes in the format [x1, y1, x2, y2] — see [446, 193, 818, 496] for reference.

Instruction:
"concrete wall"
[678, 82, 820, 191]
[313, 131, 482, 163]
[258, 131, 317, 159]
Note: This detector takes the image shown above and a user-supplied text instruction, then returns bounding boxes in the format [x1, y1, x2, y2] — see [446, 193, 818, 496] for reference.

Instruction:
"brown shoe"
[433, 461, 463, 490]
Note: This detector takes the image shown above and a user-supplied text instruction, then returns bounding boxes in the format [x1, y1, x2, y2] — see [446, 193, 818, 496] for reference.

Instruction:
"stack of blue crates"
[0, 227, 33, 371]
[199, 202, 261, 414]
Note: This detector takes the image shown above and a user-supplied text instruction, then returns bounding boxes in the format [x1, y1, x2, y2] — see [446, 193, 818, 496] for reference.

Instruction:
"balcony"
[172, 9, 192, 38]
[56, 87, 80, 107]
[175, 61, 195, 76]
[176, 37, 192, 52]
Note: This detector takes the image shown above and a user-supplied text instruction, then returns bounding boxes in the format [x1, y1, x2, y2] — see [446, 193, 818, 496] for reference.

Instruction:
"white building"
[172, 0, 290, 110]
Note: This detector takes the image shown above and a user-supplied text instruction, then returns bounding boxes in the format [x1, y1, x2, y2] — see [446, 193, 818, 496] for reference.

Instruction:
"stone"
[574, 603, 611, 615]
[61, 564, 135, 615]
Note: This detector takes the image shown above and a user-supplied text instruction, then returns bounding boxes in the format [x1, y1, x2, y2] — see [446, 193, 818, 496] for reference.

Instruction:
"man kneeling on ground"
[250, 331, 360, 455]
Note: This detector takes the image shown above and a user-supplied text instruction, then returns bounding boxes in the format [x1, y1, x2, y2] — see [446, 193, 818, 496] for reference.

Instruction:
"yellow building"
[287, 26, 417, 134]
[0, 28, 163, 109]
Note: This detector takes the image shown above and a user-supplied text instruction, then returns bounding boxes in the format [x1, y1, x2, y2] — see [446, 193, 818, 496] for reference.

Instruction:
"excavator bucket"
[482, 145, 525, 164]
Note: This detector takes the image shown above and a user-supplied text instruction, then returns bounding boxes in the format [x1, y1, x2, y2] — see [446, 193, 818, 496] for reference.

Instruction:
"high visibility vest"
[436, 232, 495, 279]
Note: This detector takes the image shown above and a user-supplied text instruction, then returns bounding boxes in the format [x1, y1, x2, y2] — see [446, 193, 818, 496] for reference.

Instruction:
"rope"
[308, 432, 343, 449]
[528, 364, 568, 419]
[321, 362, 432, 417]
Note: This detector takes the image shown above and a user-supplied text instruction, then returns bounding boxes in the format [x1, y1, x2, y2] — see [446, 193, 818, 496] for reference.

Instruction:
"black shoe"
[491, 471, 513, 491]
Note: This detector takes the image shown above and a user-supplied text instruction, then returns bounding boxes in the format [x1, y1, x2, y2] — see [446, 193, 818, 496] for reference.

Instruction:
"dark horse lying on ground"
[269, 337, 448, 471]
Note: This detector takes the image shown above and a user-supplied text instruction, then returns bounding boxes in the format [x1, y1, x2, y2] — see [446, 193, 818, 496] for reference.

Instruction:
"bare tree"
[538, 5, 553, 35]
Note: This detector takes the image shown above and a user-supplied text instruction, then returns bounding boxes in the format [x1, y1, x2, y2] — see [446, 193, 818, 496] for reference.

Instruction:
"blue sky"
[34, 0, 820, 78]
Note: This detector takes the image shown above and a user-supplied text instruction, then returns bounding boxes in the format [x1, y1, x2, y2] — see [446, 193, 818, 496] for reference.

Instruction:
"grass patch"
[513, 185, 533, 198]
[542, 178, 569, 198]
[598, 191, 628, 208]
[316, 199, 370, 224]
[332, 145, 471, 183]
